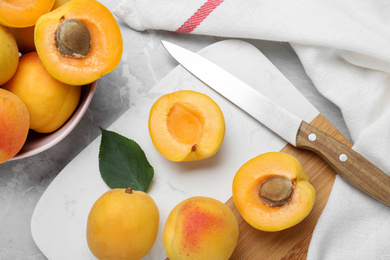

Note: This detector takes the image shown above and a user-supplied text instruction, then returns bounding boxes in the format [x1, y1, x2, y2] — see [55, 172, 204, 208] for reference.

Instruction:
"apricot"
[233, 152, 316, 232]
[149, 90, 225, 161]
[0, 25, 19, 85]
[163, 196, 239, 260]
[9, 26, 36, 54]
[87, 187, 159, 260]
[0, 0, 55, 28]
[34, 0, 123, 85]
[0, 89, 30, 164]
[2, 52, 81, 133]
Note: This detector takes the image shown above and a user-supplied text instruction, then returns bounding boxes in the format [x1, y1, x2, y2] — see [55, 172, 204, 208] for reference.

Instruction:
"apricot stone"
[0, 25, 19, 85]
[34, 0, 123, 85]
[87, 188, 159, 260]
[2, 52, 81, 133]
[163, 196, 239, 260]
[149, 90, 225, 161]
[233, 152, 316, 232]
[0, 89, 30, 164]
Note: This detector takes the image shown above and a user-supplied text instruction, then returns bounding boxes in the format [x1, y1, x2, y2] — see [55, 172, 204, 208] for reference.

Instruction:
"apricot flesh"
[87, 188, 159, 260]
[0, 89, 30, 164]
[0, 25, 19, 85]
[233, 152, 316, 232]
[2, 52, 81, 133]
[34, 0, 123, 85]
[163, 196, 239, 260]
[149, 90, 225, 161]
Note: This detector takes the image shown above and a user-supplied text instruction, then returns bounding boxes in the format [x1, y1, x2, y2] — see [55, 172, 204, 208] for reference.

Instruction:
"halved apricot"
[0, 0, 55, 27]
[232, 152, 316, 232]
[34, 0, 123, 85]
[149, 90, 225, 162]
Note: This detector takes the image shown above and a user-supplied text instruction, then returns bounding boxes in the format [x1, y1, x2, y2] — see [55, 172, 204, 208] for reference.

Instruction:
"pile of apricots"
[0, 0, 123, 164]
[86, 90, 316, 260]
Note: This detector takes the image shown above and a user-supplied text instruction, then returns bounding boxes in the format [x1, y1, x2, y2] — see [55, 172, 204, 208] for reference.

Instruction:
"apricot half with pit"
[163, 196, 239, 260]
[233, 152, 316, 232]
[34, 0, 123, 85]
[149, 90, 225, 162]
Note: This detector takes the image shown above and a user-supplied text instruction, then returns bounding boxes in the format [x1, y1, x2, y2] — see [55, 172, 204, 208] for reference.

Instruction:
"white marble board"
[30, 40, 319, 259]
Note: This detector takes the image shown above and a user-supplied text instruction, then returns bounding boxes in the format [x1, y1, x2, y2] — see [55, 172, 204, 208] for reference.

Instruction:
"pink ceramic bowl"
[10, 80, 98, 161]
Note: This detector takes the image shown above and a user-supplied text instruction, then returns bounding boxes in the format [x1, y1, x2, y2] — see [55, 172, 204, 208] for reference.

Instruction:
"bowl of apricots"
[0, 0, 123, 164]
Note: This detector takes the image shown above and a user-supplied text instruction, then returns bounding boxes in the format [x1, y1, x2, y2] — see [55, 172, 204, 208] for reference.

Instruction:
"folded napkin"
[114, 0, 390, 259]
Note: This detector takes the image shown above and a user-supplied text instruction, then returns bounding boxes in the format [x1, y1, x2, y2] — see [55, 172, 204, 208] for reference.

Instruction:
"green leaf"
[98, 127, 154, 192]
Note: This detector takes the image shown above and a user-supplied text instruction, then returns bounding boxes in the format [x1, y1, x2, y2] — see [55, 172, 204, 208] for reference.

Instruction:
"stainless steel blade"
[162, 40, 302, 146]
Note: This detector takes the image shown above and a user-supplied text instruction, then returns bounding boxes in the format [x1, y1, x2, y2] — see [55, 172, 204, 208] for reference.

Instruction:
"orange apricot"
[0, 88, 30, 164]
[3, 52, 81, 133]
[0, 0, 55, 27]
[34, 0, 123, 85]
[149, 90, 225, 162]
[87, 188, 159, 260]
[232, 152, 316, 232]
[0, 25, 19, 85]
[163, 197, 239, 260]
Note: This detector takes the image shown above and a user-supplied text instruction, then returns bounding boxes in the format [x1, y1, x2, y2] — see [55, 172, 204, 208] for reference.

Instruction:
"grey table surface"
[0, 1, 351, 259]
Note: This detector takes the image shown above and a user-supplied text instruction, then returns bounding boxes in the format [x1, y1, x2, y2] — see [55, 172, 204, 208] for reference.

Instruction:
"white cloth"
[113, 1, 390, 259]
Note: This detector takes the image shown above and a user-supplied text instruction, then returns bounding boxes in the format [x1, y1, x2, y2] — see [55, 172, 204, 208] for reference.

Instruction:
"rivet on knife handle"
[296, 121, 390, 207]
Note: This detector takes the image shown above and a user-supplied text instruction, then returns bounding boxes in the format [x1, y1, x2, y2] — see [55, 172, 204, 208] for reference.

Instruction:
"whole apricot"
[163, 196, 239, 260]
[149, 90, 225, 161]
[87, 188, 159, 260]
[233, 152, 316, 232]
[3, 52, 81, 133]
[0, 25, 19, 85]
[0, 89, 30, 164]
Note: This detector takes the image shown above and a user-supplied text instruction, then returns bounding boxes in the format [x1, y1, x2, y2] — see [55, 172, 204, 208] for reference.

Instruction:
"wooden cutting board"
[227, 113, 351, 259]
[31, 40, 346, 259]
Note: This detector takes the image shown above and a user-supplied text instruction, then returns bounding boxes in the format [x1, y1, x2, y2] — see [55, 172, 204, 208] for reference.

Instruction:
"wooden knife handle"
[296, 120, 390, 207]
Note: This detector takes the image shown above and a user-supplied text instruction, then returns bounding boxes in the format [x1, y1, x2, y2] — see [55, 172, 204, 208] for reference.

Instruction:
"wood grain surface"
[226, 114, 351, 260]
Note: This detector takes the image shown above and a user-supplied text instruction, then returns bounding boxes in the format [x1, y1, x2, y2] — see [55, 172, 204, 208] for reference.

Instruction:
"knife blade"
[162, 40, 390, 207]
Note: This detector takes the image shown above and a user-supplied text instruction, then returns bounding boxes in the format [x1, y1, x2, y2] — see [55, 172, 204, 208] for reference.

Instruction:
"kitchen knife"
[162, 40, 390, 207]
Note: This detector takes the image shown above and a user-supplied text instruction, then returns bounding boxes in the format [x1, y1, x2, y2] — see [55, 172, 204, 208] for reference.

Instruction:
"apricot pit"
[55, 18, 91, 58]
[259, 176, 294, 207]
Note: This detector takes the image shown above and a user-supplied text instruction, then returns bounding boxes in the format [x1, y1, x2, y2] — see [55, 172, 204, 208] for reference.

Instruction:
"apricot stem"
[125, 187, 133, 194]
[258, 176, 293, 207]
[55, 18, 91, 58]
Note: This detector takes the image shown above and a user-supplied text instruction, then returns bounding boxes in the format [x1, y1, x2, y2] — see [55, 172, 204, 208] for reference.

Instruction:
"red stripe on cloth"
[176, 0, 224, 33]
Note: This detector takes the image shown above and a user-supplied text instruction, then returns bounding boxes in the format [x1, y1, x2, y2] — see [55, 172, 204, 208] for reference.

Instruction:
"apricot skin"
[149, 90, 225, 162]
[232, 152, 316, 232]
[163, 196, 239, 260]
[9, 26, 36, 54]
[0, 0, 55, 28]
[2, 52, 81, 133]
[0, 25, 19, 85]
[0, 89, 30, 164]
[87, 188, 159, 260]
